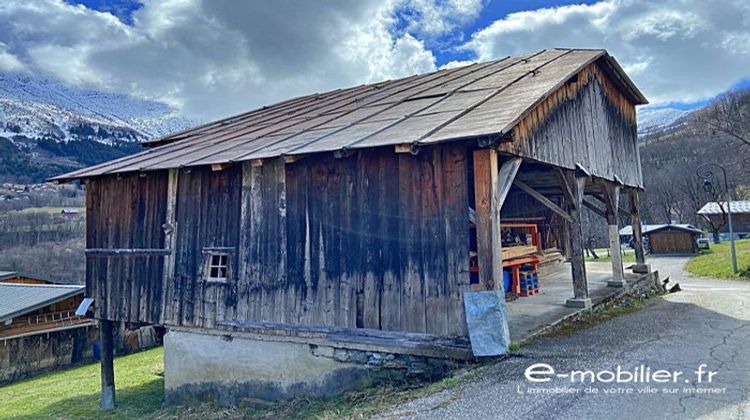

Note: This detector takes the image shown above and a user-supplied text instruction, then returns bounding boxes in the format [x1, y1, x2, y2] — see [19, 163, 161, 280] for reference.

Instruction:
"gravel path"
[376, 257, 750, 420]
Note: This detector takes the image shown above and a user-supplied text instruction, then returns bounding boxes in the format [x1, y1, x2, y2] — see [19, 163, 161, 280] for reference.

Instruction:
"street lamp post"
[696, 163, 738, 274]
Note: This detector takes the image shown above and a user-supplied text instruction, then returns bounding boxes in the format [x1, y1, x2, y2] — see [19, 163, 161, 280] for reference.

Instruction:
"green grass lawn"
[686, 239, 750, 279]
[0, 345, 485, 419]
[585, 247, 637, 263]
[0, 348, 164, 419]
[0, 345, 478, 420]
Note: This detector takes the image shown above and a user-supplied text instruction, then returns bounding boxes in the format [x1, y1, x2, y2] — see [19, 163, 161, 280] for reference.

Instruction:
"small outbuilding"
[0, 271, 79, 286]
[53, 48, 657, 407]
[620, 224, 703, 255]
[0, 283, 96, 383]
[697, 200, 750, 241]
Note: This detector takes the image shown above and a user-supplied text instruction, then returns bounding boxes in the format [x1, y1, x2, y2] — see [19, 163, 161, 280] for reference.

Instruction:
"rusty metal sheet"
[291, 119, 400, 155]
[351, 111, 462, 149]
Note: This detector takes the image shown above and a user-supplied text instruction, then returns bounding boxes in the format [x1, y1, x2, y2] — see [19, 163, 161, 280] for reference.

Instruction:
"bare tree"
[581, 207, 607, 259]
[692, 88, 750, 148]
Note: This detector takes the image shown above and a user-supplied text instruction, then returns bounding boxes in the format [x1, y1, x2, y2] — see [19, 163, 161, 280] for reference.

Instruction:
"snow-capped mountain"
[0, 71, 196, 143]
[637, 105, 691, 138]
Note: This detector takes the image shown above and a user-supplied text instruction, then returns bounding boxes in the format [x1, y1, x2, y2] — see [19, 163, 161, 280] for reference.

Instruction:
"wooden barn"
[698, 200, 750, 241]
[620, 224, 704, 255]
[53, 48, 654, 407]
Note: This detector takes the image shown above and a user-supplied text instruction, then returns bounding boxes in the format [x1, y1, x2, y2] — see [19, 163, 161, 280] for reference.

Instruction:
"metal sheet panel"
[52, 48, 647, 181]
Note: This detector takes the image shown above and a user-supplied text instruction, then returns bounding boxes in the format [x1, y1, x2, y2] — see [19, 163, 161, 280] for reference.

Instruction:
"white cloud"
[0, 0, 438, 119]
[440, 59, 475, 70]
[0, 43, 24, 72]
[464, 0, 750, 105]
[398, 0, 484, 36]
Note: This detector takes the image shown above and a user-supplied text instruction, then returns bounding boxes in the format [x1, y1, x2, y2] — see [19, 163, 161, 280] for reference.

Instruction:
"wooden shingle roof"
[53, 48, 646, 181]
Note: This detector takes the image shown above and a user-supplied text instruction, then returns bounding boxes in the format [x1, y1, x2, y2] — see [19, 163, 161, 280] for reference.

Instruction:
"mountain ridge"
[0, 71, 200, 183]
[0, 71, 197, 142]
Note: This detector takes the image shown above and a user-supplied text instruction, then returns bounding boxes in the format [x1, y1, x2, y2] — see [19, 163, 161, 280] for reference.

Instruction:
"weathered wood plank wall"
[86, 173, 167, 323]
[151, 144, 470, 336]
[500, 64, 641, 188]
[163, 165, 242, 328]
[86, 145, 471, 335]
[224, 145, 471, 336]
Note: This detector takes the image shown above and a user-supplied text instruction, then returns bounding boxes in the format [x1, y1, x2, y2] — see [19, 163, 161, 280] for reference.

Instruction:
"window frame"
[201, 247, 234, 284]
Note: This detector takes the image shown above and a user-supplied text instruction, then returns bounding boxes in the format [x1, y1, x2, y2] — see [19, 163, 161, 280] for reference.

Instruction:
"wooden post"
[100, 319, 115, 410]
[564, 171, 590, 308]
[160, 168, 179, 324]
[603, 182, 625, 287]
[628, 188, 650, 273]
[473, 149, 502, 291]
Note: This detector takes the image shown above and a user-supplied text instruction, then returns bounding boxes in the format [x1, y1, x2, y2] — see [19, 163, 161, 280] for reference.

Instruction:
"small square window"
[206, 253, 229, 282]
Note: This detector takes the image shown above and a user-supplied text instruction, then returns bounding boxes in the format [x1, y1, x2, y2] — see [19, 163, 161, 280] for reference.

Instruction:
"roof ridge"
[0, 283, 83, 289]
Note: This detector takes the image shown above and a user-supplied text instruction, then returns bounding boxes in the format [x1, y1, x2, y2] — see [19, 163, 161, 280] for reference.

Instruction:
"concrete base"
[164, 328, 456, 406]
[632, 263, 651, 274]
[507, 263, 662, 343]
[607, 280, 627, 288]
[565, 298, 592, 309]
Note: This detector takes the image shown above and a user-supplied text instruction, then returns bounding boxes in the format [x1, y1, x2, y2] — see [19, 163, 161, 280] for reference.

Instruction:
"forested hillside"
[639, 88, 750, 228]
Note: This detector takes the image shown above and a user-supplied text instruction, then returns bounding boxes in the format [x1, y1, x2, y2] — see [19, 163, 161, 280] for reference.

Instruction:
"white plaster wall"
[164, 329, 369, 403]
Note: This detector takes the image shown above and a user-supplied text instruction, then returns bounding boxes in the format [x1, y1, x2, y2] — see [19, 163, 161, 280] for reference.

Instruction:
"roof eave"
[600, 54, 648, 105]
[0, 287, 84, 322]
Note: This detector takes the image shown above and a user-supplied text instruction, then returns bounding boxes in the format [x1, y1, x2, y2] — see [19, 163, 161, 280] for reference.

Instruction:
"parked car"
[696, 238, 710, 250]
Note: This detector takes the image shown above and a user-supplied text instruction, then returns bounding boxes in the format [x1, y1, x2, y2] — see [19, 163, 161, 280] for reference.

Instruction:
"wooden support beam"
[99, 319, 115, 410]
[250, 159, 264, 167]
[563, 171, 590, 308]
[514, 180, 573, 222]
[591, 192, 630, 219]
[472, 149, 503, 291]
[211, 163, 235, 172]
[497, 157, 522, 207]
[602, 182, 625, 287]
[582, 197, 607, 218]
[628, 188, 649, 272]
[556, 167, 575, 203]
[283, 155, 305, 164]
[333, 148, 356, 159]
[85, 248, 172, 257]
[394, 143, 420, 155]
[161, 168, 179, 324]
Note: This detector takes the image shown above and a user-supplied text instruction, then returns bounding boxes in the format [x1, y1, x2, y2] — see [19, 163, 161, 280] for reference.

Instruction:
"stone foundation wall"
[164, 328, 459, 406]
[625, 269, 663, 295]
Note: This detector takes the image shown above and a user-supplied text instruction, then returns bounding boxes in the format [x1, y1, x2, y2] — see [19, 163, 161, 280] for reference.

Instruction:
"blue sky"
[65, 0, 143, 25]
[3, 0, 749, 119]
[392, 0, 602, 65]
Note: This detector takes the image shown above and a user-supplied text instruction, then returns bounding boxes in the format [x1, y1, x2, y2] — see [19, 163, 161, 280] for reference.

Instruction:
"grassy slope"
[0, 348, 164, 419]
[686, 239, 750, 279]
[0, 345, 481, 420]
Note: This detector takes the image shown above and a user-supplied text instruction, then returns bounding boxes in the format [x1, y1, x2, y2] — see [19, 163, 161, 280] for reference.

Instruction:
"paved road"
[378, 257, 750, 420]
